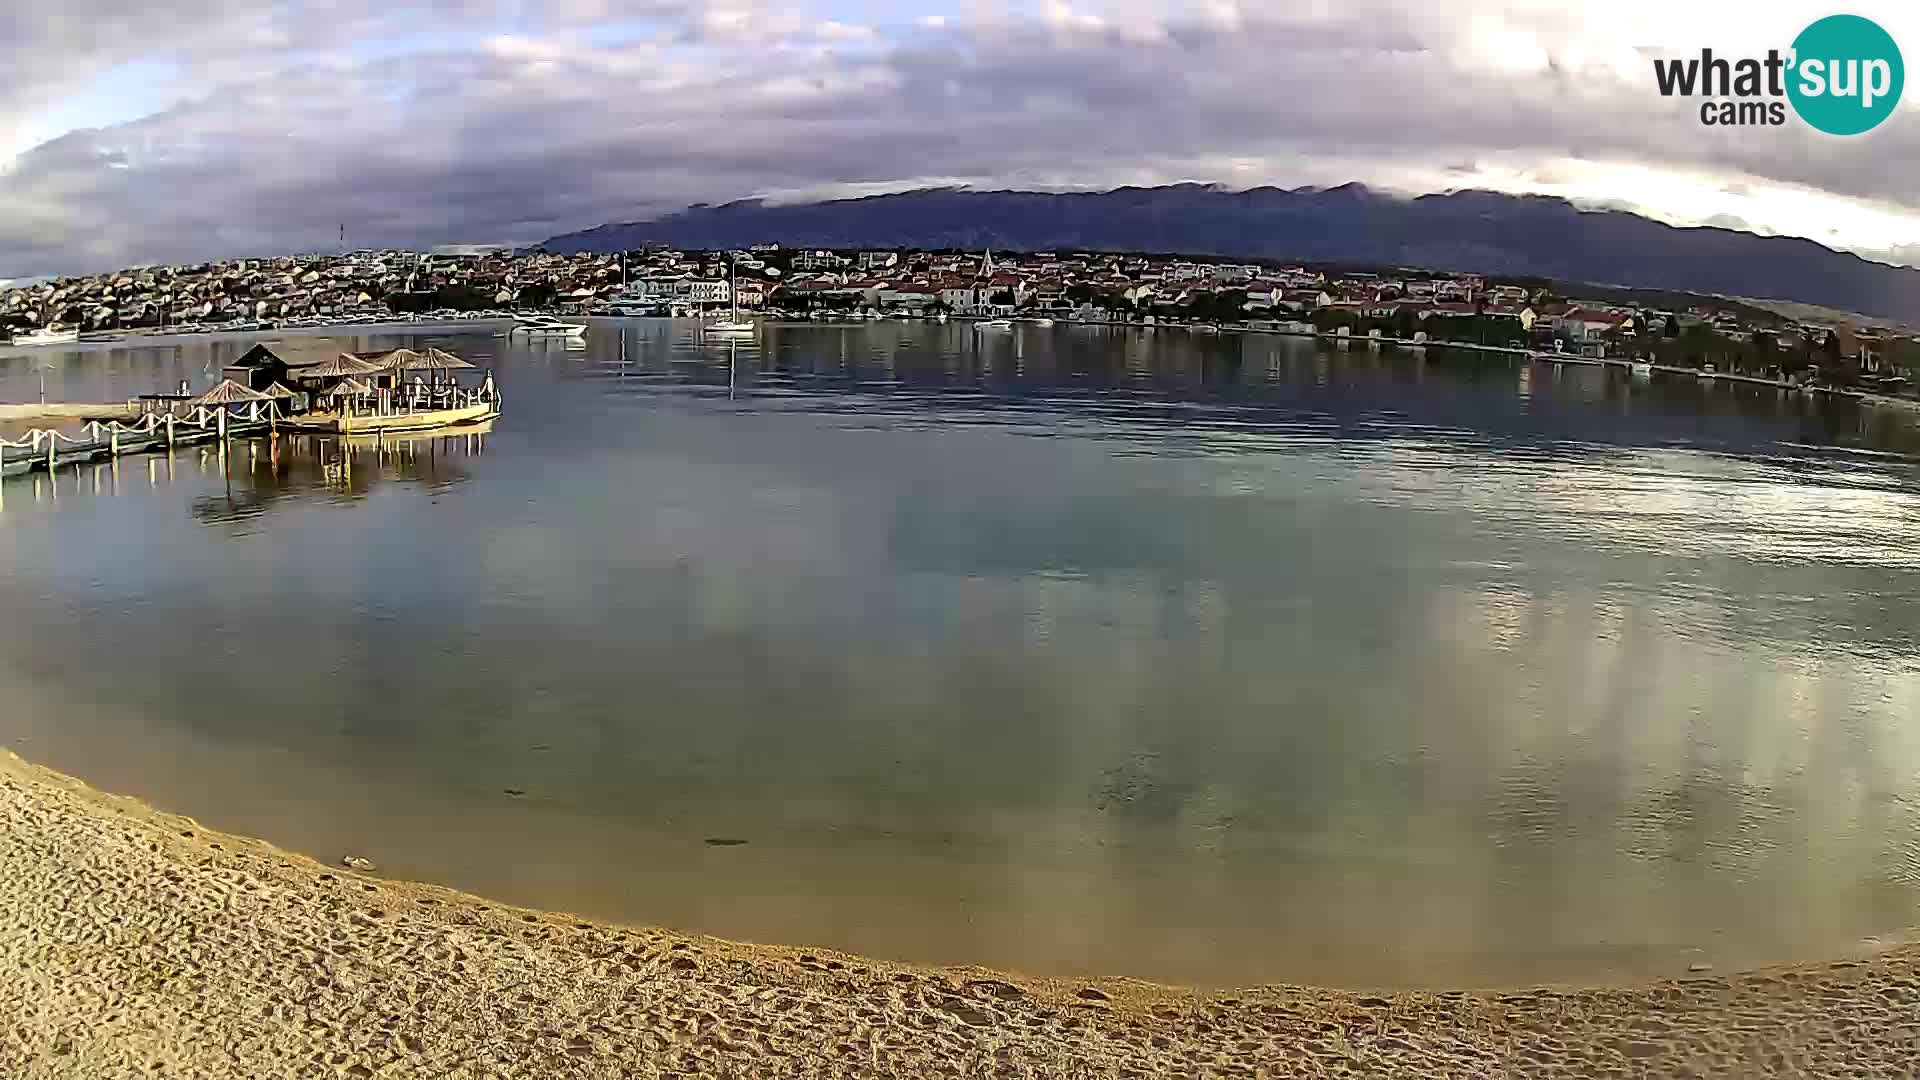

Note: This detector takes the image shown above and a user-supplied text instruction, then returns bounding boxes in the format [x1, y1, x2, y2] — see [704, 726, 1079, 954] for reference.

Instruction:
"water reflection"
[188, 427, 490, 525]
[4, 323, 1920, 989]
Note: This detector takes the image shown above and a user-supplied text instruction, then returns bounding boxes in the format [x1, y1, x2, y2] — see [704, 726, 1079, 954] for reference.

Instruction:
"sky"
[3, 0, 1920, 278]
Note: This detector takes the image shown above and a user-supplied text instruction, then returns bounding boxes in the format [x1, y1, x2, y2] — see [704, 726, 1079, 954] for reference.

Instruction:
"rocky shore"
[3, 750, 1916, 1078]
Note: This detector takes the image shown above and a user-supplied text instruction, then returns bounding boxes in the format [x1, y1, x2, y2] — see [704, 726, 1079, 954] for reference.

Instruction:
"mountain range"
[542, 185, 1920, 324]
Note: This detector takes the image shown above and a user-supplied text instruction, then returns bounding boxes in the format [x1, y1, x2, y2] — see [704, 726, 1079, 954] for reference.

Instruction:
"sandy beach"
[2, 751, 1917, 1078]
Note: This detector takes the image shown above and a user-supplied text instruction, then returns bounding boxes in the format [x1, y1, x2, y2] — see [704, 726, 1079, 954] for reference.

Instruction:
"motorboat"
[509, 315, 586, 338]
[1630, 360, 1653, 377]
[1024, 317, 1056, 327]
[9, 326, 79, 347]
[976, 319, 1014, 331]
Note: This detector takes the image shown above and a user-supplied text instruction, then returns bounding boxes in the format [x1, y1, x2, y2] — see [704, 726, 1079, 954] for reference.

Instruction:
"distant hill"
[542, 184, 1920, 324]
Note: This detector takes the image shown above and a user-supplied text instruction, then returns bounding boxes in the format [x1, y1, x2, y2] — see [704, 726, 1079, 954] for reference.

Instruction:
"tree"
[516, 282, 557, 309]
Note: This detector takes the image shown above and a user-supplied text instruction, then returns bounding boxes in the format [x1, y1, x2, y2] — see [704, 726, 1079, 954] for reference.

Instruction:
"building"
[621, 276, 732, 306]
[792, 250, 850, 272]
[221, 344, 294, 391]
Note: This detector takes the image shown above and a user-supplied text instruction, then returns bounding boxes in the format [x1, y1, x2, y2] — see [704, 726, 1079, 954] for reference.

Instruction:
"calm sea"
[4, 319, 1920, 989]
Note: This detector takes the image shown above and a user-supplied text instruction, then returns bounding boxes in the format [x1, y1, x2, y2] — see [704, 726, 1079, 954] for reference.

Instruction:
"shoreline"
[10, 315, 1920, 421]
[4, 749, 1919, 1076]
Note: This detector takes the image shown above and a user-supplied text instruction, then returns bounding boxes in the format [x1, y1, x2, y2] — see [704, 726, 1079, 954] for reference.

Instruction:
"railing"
[0, 401, 282, 473]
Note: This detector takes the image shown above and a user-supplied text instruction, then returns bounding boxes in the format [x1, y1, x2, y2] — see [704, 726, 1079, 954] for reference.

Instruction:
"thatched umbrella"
[422, 347, 476, 371]
[299, 353, 386, 379]
[325, 377, 373, 398]
[189, 378, 275, 436]
[263, 382, 299, 399]
[191, 379, 273, 406]
[371, 347, 426, 372]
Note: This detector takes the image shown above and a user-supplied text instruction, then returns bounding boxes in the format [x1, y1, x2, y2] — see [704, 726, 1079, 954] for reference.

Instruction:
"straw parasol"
[299, 353, 386, 379]
[190, 379, 273, 406]
[325, 377, 373, 398]
[263, 382, 300, 399]
[371, 347, 426, 372]
[422, 347, 476, 370]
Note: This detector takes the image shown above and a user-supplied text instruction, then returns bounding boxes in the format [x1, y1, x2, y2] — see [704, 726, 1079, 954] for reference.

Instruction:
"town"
[3, 244, 1915, 393]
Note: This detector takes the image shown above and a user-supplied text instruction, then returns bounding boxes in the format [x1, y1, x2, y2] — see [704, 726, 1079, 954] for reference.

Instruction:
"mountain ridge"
[542, 185, 1920, 323]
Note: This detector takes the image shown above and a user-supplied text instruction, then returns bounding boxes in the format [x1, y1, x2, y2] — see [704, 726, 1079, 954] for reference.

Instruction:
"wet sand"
[3, 750, 1917, 1078]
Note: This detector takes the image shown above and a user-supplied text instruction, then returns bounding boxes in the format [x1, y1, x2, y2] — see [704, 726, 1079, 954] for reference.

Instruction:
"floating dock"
[281, 401, 498, 436]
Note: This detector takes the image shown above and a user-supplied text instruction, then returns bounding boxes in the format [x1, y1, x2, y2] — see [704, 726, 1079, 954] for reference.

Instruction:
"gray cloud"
[2, 1, 1918, 277]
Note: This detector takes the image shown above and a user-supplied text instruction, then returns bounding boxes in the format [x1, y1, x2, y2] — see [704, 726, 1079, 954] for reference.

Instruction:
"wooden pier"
[0, 404, 274, 479]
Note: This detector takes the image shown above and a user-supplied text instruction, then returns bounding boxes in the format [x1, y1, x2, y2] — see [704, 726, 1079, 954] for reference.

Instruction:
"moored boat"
[509, 315, 587, 338]
[8, 326, 80, 347]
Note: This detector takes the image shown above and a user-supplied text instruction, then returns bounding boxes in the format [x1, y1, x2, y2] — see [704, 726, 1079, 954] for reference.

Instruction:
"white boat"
[704, 258, 755, 336]
[9, 326, 79, 347]
[1025, 317, 1056, 327]
[935, 312, 949, 323]
[1630, 360, 1653, 377]
[510, 315, 586, 338]
[976, 319, 1014, 331]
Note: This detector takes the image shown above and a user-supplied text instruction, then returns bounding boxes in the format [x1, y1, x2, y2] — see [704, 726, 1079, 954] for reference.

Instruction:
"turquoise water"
[4, 320, 1920, 989]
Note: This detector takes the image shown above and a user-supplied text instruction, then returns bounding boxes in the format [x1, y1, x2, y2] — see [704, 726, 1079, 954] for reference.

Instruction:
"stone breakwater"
[3, 750, 1917, 1078]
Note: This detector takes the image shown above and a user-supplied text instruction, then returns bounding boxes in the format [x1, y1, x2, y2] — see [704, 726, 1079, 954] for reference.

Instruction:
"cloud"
[3, 1, 1920, 277]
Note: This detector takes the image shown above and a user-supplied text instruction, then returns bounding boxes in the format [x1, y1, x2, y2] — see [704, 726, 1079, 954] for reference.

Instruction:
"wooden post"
[218, 407, 228, 441]
[166, 413, 176, 448]
[110, 429, 120, 458]
[46, 433, 56, 472]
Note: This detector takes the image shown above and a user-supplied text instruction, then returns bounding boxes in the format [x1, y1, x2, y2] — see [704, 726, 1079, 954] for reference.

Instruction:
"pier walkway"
[0, 405, 274, 479]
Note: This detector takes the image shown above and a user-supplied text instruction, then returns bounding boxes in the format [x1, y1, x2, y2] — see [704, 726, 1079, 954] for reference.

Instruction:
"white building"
[621, 276, 732, 305]
[792, 250, 850, 272]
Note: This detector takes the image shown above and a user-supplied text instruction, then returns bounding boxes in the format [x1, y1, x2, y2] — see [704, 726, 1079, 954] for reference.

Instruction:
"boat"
[935, 312, 949, 323]
[1630, 360, 1653, 377]
[9, 326, 79, 347]
[976, 319, 1014, 331]
[509, 315, 586, 338]
[704, 258, 755, 335]
[1025, 317, 1056, 327]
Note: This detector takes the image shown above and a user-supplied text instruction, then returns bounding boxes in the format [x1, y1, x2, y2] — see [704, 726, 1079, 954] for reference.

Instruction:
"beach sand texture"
[4, 750, 1919, 1078]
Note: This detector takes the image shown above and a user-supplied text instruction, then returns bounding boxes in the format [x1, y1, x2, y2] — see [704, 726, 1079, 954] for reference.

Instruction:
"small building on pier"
[222, 344, 296, 392]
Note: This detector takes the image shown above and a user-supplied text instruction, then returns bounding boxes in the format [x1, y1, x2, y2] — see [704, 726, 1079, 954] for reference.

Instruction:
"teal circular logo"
[1788, 15, 1903, 135]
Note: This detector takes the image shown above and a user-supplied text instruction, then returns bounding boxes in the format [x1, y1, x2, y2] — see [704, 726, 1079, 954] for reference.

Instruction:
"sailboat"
[706, 257, 754, 334]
